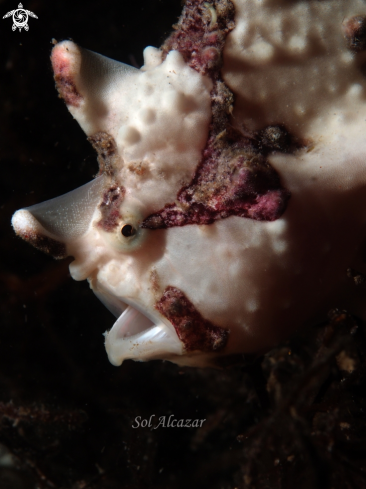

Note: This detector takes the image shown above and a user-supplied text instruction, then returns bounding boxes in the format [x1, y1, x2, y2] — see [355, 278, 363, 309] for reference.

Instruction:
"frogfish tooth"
[11, 0, 366, 367]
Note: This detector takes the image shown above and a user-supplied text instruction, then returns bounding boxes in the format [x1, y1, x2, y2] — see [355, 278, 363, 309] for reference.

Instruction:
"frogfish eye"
[121, 224, 136, 237]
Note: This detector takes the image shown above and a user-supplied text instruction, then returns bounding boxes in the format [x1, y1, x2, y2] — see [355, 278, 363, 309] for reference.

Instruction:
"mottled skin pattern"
[161, 0, 235, 76]
[144, 0, 292, 230]
[142, 140, 290, 229]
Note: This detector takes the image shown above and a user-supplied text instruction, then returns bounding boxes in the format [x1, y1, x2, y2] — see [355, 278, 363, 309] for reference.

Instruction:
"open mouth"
[92, 283, 184, 366]
[11, 187, 184, 367]
[104, 306, 184, 365]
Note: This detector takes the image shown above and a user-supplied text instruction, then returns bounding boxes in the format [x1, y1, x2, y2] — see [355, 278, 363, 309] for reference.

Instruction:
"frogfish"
[11, 0, 366, 367]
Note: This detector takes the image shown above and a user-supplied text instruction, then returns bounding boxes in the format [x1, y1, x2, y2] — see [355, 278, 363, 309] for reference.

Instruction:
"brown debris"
[87, 131, 120, 177]
[237, 309, 366, 489]
[336, 350, 356, 373]
[258, 125, 298, 153]
[347, 267, 365, 285]
[127, 161, 148, 176]
[0, 401, 86, 429]
[342, 15, 366, 52]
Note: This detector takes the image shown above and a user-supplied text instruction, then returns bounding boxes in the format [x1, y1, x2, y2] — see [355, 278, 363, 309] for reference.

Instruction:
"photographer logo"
[3, 3, 38, 32]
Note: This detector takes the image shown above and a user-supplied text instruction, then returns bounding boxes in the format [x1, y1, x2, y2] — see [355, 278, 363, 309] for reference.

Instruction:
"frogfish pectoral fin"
[104, 306, 184, 366]
[11, 176, 105, 259]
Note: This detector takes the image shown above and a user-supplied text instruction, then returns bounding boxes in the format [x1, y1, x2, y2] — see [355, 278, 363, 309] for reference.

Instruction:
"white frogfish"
[11, 0, 366, 367]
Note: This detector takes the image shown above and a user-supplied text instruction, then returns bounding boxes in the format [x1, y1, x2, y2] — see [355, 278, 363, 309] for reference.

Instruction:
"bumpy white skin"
[11, 0, 366, 367]
[52, 42, 213, 209]
[224, 0, 366, 133]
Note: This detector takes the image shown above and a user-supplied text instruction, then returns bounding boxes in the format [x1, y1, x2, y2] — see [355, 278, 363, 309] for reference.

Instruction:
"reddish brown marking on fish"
[152, 11, 295, 231]
[51, 43, 83, 107]
[150, 268, 161, 295]
[16, 229, 67, 259]
[161, 0, 235, 76]
[142, 136, 290, 229]
[54, 74, 83, 107]
[97, 186, 125, 232]
[156, 286, 229, 353]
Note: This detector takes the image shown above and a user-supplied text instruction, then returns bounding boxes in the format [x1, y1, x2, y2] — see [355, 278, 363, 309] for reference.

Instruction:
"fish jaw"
[103, 304, 229, 368]
[90, 277, 228, 368]
[89, 277, 185, 365]
[104, 306, 183, 366]
[89, 260, 232, 368]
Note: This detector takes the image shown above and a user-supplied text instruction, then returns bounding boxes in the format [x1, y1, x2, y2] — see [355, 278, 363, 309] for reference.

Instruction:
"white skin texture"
[11, 0, 366, 367]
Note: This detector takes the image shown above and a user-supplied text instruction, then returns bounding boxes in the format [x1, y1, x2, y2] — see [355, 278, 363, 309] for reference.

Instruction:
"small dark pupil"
[121, 224, 136, 237]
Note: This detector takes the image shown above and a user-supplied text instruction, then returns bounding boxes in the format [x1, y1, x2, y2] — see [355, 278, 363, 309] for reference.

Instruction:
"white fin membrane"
[19, 176, 105, 241]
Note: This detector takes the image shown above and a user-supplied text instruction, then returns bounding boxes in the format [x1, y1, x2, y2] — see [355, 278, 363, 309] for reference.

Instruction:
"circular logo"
[3, 3, 38, 32]
[12, 8, 28, 31]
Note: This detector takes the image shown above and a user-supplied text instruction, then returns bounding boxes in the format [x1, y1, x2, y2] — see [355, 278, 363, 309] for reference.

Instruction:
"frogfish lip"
[90, 280, 184, 365]
[104, 305, 184, 366]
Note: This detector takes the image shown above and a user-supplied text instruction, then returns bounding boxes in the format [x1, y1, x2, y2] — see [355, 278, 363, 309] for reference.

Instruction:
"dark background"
[1, 1, 366, 488]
